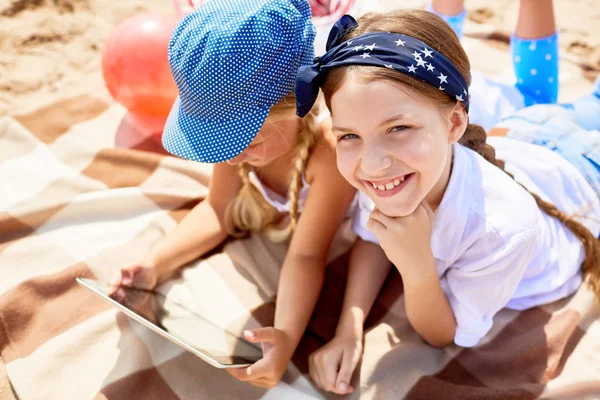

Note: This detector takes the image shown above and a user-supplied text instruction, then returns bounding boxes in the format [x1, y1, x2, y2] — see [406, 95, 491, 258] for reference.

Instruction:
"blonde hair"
[224, 92, 320, 242]
[321, 9, 600, 299]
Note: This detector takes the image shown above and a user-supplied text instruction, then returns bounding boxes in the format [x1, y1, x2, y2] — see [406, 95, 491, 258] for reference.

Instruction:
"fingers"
[309, 347, 346, 394]
[371, 207, 399, 225]
[121, 265, 144, 286]
[369, 208, 395, 229]
[109, 264, 143, 288]
[335, 349, 360, 394]
[109, 287, 127, 303]
[226, 366, 251, 380]
[248, 378, 275, 389]
[226, 368, 273, 388]
[108, 272, 122, 296]
[420, 200, 435, 221]
[308, 352, 324, 389]
[324, 358, 341, 392]
[309, 351, 328, 390]
[227, 358, 271, 382]
[367, 220, 387, 243]
[244, 328, 275, 344]
[109, 270, 123, 287]
[226, 361, 278, 389]
[369, 207, 386, 223]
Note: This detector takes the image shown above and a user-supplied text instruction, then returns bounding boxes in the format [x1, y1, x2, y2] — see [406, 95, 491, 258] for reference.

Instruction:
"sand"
[0, 0, 173, 116]
[0, 0, 598, 117]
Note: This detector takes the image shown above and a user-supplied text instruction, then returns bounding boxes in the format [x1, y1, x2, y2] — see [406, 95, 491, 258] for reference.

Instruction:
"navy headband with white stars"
[295, 15, 470, 117]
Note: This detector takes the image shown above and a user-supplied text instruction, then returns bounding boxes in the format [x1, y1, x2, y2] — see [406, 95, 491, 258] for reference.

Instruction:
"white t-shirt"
[353, 139, 600, 347]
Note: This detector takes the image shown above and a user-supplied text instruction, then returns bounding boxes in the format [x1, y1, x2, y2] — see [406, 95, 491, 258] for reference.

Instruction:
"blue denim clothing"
[561, 81, 600, 131]
[497, 78, 600, 198]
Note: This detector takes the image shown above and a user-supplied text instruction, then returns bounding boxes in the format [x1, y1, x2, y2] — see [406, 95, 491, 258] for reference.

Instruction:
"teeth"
[370, 175, 411, 191]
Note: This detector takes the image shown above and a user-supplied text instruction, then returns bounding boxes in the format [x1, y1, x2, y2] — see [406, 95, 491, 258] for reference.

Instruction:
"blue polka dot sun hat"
[162, 0, 316, 163]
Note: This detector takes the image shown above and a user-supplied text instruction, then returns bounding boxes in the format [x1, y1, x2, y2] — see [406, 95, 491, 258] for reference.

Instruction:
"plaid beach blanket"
[1, 95, 600, 400]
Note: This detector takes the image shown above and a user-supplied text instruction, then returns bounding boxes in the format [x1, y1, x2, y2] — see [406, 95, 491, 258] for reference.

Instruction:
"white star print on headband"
[295, 15, 470, 117]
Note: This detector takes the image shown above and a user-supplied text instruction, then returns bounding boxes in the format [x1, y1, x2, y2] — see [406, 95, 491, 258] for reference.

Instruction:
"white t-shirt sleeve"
[351, 193, 379, 244]
[444, 227, 537, 347]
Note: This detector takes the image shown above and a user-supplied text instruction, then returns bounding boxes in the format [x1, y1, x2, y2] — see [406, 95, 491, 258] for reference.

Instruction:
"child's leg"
[427, 0, 466, 39]
[512, 0, 559, 106]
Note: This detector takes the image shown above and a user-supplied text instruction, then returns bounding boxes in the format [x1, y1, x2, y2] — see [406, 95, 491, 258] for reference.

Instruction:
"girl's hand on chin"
[367, 200, 435, 271]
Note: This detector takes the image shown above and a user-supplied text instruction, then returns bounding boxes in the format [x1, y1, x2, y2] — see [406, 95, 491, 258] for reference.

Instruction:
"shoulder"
[465, 144, 540, 234]
[440, 145, 542, 265]
[208, 162, 243, 209]
[305, 123, 338, 184]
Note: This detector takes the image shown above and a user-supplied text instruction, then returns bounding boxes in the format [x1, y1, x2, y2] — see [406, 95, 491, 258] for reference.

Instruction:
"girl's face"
[330, 71, 467, 217]
[226, 116, 301, 167]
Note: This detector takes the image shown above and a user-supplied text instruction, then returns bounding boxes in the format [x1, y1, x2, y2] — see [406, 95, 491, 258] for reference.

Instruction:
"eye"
[337, 133, 360, 142]
[390, 125, 410, 132]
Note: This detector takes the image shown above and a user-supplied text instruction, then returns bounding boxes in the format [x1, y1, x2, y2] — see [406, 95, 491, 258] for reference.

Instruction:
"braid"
[460, 124, 600, 298]
[224, 163, 278, 238]
[225, 96, 321, 242]
[266, 111, 318, 242]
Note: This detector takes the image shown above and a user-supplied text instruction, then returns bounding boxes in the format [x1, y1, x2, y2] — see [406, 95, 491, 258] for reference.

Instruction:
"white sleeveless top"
[248, 170, 310, 214]
[246, 110, 354, 215]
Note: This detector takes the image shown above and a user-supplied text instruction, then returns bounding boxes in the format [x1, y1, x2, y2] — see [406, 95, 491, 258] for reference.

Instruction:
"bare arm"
[335, 239, 392, 338]
[149, 162, 242, 279]
[274, 141, 357, 352]
[401, 257, 456, 347]
[337, 239, 456, 347]
[368, 204, 456, 348]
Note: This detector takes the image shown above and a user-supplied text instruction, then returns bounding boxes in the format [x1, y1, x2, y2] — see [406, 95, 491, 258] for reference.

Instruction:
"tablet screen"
[79, 278, 262, 366]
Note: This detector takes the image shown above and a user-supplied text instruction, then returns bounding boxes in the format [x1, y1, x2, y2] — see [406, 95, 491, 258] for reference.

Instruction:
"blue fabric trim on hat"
[163, 97, 269, 163]
[295, 15, 470, 118]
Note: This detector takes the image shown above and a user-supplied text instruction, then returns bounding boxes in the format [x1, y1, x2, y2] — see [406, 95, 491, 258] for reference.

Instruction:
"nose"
[360, 142, 393, 176]
[227, 151, 247, 165]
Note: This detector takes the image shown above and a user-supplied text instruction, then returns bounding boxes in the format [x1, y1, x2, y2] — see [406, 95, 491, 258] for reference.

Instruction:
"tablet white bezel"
[76, 278, 259, 369]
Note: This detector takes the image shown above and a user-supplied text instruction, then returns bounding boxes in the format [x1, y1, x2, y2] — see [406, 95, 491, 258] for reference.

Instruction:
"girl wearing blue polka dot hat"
[112, 0, 358, 389]
[296, 9, 600, 395]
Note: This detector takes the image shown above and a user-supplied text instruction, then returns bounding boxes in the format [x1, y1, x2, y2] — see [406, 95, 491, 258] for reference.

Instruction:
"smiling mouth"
[366, 173, 412, 190]
[363, 173, 415, 197]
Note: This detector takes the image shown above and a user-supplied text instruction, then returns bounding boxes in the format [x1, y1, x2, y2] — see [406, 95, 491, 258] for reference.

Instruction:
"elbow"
[425, 335, 454, 348]
[421, 323, 456, 348]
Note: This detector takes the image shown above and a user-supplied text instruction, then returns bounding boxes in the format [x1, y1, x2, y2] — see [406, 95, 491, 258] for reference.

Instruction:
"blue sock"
[426, 2, 467, 39]
[511, 32, 559, 106]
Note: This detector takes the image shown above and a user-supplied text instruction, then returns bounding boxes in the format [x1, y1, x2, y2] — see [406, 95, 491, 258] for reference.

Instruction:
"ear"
[447, 104, 468, 145]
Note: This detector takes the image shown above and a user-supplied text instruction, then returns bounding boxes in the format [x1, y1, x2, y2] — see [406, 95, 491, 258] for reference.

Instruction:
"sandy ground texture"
[0, 0, 174, 116]
[0, 0, 599, 116]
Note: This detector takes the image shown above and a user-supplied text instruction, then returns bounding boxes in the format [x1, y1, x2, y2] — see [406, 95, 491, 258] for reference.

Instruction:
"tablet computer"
[76, 278, 262, 368]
